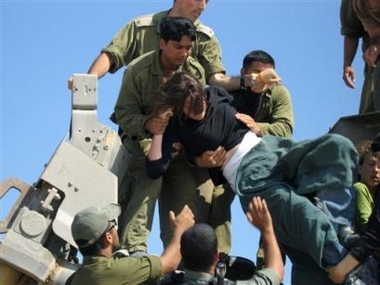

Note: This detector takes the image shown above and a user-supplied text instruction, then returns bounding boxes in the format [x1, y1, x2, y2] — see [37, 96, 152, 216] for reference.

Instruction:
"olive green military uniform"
[231, 85, 294, 138]
[340, 0, 375, 114]
[70, 255, 162, 285]
[102, 10, 225, 82]
[112, 49, 208, 253]
[104, 10, 227, 254]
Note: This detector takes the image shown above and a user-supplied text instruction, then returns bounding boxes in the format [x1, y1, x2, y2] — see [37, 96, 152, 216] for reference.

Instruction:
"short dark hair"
[180, 223, 218, 271]
[242, 50, 275, 69]
[160, 16, 196, 43]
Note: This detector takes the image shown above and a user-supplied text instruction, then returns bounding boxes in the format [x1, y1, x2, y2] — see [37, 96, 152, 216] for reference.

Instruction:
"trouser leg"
[373, 63, 380, 111]
[159, 156, 203, 248]
[209, 183, 235, 254]
[284, 245, 336, 285]
[118, 155, 162, 253]
[358, 64, 375, 114]
[239, 184, 345, 268]
[159, 157, 233, 254]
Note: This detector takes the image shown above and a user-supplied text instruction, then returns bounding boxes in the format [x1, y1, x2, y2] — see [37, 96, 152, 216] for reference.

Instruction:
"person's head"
[180, 223, 218, 273]
[155, 71, 206, 122]
[159, 16, 197, 69]
[71, 203, 121, 256]
[241, 50, 275, 93]
[355, 140, 380, 190]
[171, 0, 209, 22]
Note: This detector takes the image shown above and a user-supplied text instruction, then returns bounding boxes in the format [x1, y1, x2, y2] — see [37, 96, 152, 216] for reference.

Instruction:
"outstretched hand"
[246, 197, 272, 233]
[169, 205, 195, 235]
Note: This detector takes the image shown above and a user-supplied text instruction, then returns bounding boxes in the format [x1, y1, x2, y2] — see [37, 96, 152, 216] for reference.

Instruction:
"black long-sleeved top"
[146, 86, 249, 181]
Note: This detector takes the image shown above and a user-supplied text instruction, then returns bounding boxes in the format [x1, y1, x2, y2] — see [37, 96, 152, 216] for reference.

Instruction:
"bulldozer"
[1, 74, 379, 285]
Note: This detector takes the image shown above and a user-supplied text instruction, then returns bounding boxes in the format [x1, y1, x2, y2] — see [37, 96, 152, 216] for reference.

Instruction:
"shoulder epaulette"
[134, 14, 155, 27]
[197, 24, 215, 38]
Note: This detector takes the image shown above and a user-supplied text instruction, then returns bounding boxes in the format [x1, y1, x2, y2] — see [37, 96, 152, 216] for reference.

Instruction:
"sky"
[0, 1, 367, 284]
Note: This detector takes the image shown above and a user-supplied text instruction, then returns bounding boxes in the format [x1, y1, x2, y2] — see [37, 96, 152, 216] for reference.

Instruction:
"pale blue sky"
[1, 1, 365, 284]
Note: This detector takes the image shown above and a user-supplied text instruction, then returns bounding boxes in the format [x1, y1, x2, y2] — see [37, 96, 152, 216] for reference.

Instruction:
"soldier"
[69, 203, 194, 285]
[162, 197, 283, 285]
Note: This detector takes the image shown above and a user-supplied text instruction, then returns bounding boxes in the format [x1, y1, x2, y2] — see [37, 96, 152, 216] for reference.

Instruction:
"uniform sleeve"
[257, 86, 294, 138]
[195, 24, 226, 82]
[236, 268, 280, 285]
[113, 68, 150, 140]
[101, 20, 139, 73]
[340, 0, 365, 37]
[354, 183, 373, 234]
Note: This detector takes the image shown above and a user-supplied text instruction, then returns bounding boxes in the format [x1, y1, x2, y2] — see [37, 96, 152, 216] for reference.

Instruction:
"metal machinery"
[0, 74, 129, 285]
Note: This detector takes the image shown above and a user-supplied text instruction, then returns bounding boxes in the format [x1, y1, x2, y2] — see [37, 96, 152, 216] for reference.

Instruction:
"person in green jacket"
[353, 140, 380, 234]
[69, 203, 194, 285]
[111, 16, 206, 256]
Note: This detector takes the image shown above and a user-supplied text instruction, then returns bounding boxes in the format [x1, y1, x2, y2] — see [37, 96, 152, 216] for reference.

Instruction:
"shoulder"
[268, 85, 291, 100]
[185, 57, 206, 82]
[132, 10, 168, 28]
[353, 182, 370, 194]
[195, 20, 215, 38]
[127, 50, 156, 71]
[207, 86, 234, 103]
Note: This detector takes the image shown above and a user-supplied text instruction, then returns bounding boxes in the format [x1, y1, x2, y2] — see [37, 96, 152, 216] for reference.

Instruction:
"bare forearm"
[208, 73, 240, 91]
[148, 135, 163, 160]
[343, 36, 359, 67]
[262, 228, 284, 281]
[87, 53, 111, 79]
[159, 234, 182, 274]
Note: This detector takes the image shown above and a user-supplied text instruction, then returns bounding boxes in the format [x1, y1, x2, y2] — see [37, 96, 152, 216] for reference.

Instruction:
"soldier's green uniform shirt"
[70, 254, 162, 285]
[112, 49, 205, 141]
[102, 10, 224, 82]
[230, 85, 294, 138]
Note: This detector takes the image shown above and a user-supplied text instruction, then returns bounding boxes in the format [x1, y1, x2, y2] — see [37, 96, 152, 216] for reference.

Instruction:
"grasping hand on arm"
[235, 113, 261, 137]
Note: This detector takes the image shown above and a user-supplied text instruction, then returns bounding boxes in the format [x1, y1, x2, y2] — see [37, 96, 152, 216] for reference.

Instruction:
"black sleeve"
[146, 127, 177, 180]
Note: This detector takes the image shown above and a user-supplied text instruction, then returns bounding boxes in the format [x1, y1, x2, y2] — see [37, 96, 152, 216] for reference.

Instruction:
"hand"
[246, 197, 272, 233]
[235, 113, 261, 136]
[145, 116, 170, 135]
[169, 205, 195, 234]
[343, 66, 356, 89]
[68, 77, 74, 90]
[363, 44, 379, 67]
[257, 68, 282, 85]
[195, 146, 226, 168]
